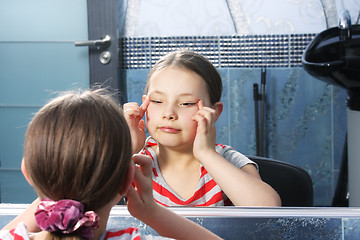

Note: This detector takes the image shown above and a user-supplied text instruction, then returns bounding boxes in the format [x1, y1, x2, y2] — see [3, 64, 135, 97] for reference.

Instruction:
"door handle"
[75, 35, 111, 48]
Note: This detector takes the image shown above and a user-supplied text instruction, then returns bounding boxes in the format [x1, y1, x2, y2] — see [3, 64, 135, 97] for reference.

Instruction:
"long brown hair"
[24, 89, 132, 238]
[146, 49, 223, 105]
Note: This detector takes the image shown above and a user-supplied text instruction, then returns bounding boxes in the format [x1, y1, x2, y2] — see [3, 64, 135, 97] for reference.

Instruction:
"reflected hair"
[145, 49, 223, 105]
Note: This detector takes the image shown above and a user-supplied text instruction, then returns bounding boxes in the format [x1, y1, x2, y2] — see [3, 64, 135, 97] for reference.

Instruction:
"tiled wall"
[121, 34, 348, 207]
[120, 34, 315, 69]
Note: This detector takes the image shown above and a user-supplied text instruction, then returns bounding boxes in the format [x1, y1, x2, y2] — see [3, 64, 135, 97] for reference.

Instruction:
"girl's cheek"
[146, 104, 158, 122]
[182, 108, 199, 120]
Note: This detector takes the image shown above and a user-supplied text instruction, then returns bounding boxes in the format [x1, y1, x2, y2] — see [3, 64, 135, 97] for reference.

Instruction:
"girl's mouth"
[159, 126, 180, 134]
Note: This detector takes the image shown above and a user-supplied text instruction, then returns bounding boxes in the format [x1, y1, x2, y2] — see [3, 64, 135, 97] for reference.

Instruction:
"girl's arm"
[198, 151, 281, 206]
[126, 155, 222, 240]
[1, 198, 41, 232]
[192, 101, 281, 206]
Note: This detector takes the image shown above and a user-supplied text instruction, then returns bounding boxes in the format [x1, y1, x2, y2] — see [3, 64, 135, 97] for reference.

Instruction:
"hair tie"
[35, 198, 100, 240]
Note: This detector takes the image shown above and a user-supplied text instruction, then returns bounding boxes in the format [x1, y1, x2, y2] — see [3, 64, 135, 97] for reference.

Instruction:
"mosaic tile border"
[119, 34, 316, 69]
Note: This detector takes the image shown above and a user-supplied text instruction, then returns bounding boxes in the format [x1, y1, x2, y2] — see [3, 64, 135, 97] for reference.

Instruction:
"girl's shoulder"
[141, 137, 158, 159]
[0, 222, 30, 240]
[215, 143, 237, 155]
[144, 136, 158, 148]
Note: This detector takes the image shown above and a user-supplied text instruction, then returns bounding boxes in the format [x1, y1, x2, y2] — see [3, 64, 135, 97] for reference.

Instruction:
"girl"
[124, 49, 281, 207]
[0, 89, 221, 240]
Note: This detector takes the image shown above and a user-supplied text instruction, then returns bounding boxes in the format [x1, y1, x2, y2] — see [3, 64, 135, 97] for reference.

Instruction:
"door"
[77, 0, 125, 104]
[0, 0, 121, 203]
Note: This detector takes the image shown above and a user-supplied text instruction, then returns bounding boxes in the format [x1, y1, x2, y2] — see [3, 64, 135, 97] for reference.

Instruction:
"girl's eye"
[181, 102, 196, 106]
[151, 99, 162, 104]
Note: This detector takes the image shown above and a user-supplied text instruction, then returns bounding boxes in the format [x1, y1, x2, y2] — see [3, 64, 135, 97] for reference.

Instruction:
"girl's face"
[145, 67, 211, 149]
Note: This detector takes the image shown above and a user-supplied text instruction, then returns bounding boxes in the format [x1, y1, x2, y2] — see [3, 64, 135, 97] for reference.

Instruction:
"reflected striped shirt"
[140, 137, 255, 207]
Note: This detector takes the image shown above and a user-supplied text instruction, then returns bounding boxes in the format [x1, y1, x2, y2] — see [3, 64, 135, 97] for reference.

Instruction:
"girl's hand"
[123, 97, 150, 154]
[126, 155, 223, 240]
[192, 100, 217, 161]
[126, 154, 156, 221]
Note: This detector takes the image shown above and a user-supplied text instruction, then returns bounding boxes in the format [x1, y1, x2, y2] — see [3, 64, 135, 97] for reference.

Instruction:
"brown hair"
[23, 89, 132, 237]
[145, 49, 223, 105]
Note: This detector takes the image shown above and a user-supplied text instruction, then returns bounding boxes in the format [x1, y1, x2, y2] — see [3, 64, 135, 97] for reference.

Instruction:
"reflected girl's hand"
[192, 100, 217, 161]
[123, 96, 150, 154]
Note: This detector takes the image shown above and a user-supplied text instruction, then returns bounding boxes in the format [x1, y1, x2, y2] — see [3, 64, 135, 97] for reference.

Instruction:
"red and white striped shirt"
[140, 137, 256, 207]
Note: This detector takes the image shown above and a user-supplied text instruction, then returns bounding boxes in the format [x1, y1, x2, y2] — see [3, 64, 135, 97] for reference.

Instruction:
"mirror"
[118, 0, 360, 208]
[1, 0, 359, 208]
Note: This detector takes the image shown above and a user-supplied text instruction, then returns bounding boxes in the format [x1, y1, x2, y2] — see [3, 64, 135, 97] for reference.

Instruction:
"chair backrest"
[247, 155, 314, 207]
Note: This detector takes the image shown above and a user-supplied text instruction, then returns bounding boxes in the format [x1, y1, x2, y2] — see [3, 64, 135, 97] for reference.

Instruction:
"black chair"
[247, 155, 314, 207]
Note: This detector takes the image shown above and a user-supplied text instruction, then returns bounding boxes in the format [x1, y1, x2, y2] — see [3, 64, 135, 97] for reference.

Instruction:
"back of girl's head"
[24, 89, 132, 212]
[146, 49, 223, 105]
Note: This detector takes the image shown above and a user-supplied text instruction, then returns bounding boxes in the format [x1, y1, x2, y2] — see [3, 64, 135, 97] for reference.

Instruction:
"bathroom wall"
[119, 0, 360, 206]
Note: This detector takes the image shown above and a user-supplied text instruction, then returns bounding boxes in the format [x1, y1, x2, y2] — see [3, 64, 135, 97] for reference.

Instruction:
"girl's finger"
[192, 114, 207, 133]
[139, 96, 150, 117]
[131, 154, 153, 177]
[130, 157, 153, 197]
[138, 119, 145, 131]
[123, 109, 141, 118]
[197, 99, 205, 110]
[123, 102, 140, 110]
[123, 103, 142, 117]
[195, 108, 216, 125]
[126, 184, 139, 201]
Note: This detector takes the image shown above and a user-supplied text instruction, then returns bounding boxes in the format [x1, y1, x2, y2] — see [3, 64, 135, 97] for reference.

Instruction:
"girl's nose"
[162, 106, 177, 120]
[163, 113, 175, 120]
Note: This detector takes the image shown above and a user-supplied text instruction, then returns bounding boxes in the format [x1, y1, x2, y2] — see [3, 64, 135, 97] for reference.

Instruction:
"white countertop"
[1, 204, 360, 218]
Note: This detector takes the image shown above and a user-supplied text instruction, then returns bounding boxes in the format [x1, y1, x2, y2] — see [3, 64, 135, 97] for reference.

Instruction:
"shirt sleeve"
[103, 227, 174, 240]
[0, 222, 30, 240]
[216, 144, 258, 170]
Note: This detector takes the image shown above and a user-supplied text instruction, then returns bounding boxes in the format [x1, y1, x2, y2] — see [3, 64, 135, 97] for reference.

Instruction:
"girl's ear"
[119, 162, 135, 196]
[21, 158, 33, 186]
[213, 102, 223, 121]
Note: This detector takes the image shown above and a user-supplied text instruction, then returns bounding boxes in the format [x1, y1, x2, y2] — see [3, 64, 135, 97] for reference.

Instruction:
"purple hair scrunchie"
[35, 198, 100, 240]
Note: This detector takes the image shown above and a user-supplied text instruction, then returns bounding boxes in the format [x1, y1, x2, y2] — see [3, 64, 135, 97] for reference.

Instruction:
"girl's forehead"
[148, 67, 206, 88]
[146, 67, 213, 105]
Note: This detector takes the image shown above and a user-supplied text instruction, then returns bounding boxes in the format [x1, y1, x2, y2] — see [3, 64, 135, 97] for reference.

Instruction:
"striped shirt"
[0, 222, 170, 240]
[140, 137, 256, 207]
